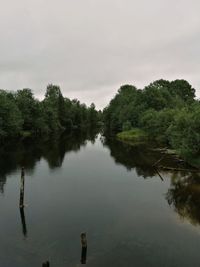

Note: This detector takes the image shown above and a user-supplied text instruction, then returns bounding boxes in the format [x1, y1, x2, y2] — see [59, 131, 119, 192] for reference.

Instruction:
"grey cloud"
[0, 0, 200, 109]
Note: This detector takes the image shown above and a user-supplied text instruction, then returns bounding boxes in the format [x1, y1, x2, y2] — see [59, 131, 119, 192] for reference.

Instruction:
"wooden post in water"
[19, 207, 27, 237]
[19, 167, 25, 208]
[42, 261, 50, 267]
[80, 232, 87, 264]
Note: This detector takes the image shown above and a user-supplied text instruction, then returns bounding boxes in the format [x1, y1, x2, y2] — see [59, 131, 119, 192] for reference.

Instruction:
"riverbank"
[117, 128, 147, 144]
[116, 128, 200, 169]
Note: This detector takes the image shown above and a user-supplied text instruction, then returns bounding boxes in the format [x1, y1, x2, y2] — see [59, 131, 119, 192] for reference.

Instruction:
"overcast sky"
[0, 0, 199, 109]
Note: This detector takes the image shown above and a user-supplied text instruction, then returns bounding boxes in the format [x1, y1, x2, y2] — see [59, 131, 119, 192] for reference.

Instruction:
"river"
[0, 132, 200, 267]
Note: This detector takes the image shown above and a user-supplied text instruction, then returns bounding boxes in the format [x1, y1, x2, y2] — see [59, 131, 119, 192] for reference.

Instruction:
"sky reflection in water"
[0, 133, 200, 267]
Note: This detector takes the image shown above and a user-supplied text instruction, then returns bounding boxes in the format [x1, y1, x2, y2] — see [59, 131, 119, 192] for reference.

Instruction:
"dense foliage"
[103, 79, 200, 156]
[0, 84, 101, 140]
[1, 79, 200, 157]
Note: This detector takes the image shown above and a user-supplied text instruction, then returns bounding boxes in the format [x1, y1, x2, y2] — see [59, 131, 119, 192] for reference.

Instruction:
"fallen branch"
[152, 154, 166, 167]
[154, 167, 164, 181]
[158, 165, 200, 172]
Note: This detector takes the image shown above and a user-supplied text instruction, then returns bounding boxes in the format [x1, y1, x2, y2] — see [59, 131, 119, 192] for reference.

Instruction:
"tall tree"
[0, 90, 23, 138]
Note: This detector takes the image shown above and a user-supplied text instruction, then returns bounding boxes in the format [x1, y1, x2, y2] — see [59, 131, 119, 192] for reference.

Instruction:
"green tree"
[88, 103, 98, 127]
[0, 90, 23, 138]
[170, 80, 195, 102]
[167, 104, 200, 155]
[15, 88, 38, 134]
[43, 84, 63, 132]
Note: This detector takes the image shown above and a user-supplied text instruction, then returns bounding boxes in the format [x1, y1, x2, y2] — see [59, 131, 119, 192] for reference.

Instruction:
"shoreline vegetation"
[103, 79, 200, 168]
[117, 128, 147, 144]
[1, 79, 200, 168]
[0, 84, 102, 142]
[117, 128, 199, 171]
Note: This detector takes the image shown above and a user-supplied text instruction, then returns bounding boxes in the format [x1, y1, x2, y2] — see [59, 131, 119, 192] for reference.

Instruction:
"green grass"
[117, 128, 148, 143]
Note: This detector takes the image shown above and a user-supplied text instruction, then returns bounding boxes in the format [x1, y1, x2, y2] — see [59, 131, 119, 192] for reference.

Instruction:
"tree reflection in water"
[101, 137, 190, 179]
[166, 173, 200, 226]
[2, 133, 200, 228]
[103, 136, 200, 226]
[0, 130, 98, 193]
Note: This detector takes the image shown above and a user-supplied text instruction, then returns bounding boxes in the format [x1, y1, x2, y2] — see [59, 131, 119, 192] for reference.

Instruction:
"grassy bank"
[117, 128, 148, 144]
[116, 128, 200, 169]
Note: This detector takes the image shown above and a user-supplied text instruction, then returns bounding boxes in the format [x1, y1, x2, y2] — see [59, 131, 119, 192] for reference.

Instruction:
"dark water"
[1, 133, 200, 267]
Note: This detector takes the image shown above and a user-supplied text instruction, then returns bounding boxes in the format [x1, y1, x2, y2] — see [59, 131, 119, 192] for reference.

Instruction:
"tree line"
[103, 79, 200, 156]
[1, 79, 200, 157]
[0, 84, 101, 140]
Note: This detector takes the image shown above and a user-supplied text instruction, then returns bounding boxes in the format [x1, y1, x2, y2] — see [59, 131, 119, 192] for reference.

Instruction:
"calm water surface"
[0, 133, 200, 267]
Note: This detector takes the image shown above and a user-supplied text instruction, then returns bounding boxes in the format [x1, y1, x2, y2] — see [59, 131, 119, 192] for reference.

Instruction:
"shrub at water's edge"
[103, 79, 200, 164]
[117, 128, 148, 144]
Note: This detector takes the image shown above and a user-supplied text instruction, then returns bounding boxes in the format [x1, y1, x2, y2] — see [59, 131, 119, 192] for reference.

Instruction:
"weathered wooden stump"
[42, 261, 50, 267]
[19, 167, 25, 208]
[81, 232, 87, 264]
[19, 207, 27, 237]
